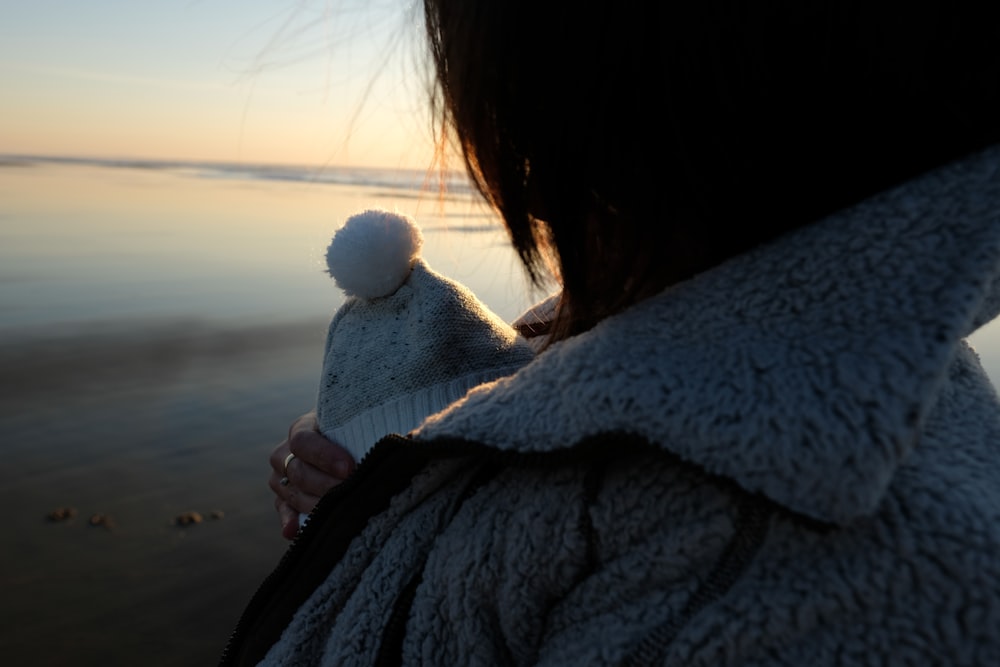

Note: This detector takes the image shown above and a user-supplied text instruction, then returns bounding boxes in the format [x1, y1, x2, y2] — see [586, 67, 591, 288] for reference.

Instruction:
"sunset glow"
[0, 1, 434, 169]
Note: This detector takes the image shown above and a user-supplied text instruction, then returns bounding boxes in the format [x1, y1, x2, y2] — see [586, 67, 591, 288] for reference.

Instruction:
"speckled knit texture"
[316, 259, 534, 462]
[256, 146, 1000, 666]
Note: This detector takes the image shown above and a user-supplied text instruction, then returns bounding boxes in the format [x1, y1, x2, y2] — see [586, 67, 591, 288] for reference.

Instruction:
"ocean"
[1, 156, 998, 665]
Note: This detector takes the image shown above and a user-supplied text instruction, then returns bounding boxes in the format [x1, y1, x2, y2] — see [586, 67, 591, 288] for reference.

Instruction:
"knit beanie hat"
[316, 209, 535, 462]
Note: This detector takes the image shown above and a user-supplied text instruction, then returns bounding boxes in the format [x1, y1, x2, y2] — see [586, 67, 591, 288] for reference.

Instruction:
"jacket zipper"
[373, 570, 424, 667]
[220, 432, 765, 665]
[219, 436, 520, 665]
[219, 434, 427, 666]
[617, 493, 774, 667]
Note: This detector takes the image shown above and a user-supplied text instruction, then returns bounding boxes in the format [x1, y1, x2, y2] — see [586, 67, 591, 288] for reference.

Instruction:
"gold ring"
[283, 452, 296, 474]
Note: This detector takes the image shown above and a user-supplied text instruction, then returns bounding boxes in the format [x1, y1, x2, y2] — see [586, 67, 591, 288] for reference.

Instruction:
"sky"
[0, 0, 436, 169]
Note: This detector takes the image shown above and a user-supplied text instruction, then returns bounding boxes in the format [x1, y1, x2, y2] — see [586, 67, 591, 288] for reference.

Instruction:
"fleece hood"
[416, 146, 1000, 525]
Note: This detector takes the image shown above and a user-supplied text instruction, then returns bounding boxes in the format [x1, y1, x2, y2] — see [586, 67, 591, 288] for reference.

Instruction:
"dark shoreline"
[0, 317, 329, 405]
[0, 317, 328, 665]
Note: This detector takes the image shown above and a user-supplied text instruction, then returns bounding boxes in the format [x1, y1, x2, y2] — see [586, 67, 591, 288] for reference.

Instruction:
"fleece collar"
[417, 146, 1000, 524]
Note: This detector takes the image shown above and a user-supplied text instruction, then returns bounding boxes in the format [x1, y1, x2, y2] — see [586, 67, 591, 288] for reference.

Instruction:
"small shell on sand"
[47, 507, 78, 522]
[89, 513, 114, 529]
[174, 511, 204, 526]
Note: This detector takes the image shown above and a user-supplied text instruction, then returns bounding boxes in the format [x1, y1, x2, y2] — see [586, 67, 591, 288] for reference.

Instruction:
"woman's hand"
[269, 411, 356, 540]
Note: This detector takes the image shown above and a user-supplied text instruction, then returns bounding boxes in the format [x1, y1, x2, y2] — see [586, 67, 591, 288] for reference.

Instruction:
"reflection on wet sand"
[0, 317, 329, 665]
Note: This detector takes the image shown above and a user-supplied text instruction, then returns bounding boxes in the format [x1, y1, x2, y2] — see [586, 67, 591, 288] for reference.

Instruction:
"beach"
[0, 158, 533, 665]
[2, 158, 1000, 666]
[1, 318, 319, 665]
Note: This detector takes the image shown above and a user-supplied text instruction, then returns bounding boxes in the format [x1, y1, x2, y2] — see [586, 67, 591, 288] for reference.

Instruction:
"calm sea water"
[0, 156, 533, 334]
[1, 157, 998, 665]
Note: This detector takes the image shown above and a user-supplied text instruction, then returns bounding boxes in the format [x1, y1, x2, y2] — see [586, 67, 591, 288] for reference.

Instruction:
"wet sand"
[0, 319, 329, 665]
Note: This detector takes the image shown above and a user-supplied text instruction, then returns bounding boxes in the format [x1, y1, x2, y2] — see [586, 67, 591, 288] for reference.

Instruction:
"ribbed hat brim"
[324, 365, 524, 462]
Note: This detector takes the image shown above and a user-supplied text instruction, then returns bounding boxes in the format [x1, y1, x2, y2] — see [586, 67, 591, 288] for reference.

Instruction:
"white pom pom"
[326, 210, 423, 299]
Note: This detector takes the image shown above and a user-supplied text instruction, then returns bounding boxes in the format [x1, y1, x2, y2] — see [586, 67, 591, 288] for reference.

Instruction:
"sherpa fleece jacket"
[222, 146, 1000, 666]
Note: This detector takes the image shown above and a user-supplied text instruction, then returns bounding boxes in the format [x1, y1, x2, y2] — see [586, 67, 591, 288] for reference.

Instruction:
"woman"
[225, 2, 1000, 664]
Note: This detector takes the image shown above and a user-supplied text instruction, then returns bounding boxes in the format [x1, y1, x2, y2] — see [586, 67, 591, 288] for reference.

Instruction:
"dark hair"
[424, 2, 1000, 340]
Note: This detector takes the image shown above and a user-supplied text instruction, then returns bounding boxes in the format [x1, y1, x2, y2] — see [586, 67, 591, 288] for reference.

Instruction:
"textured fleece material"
[253, 146, 1000, 666]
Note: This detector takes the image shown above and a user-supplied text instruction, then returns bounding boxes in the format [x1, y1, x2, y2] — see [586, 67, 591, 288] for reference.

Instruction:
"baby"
[315, 209, 534, 464]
